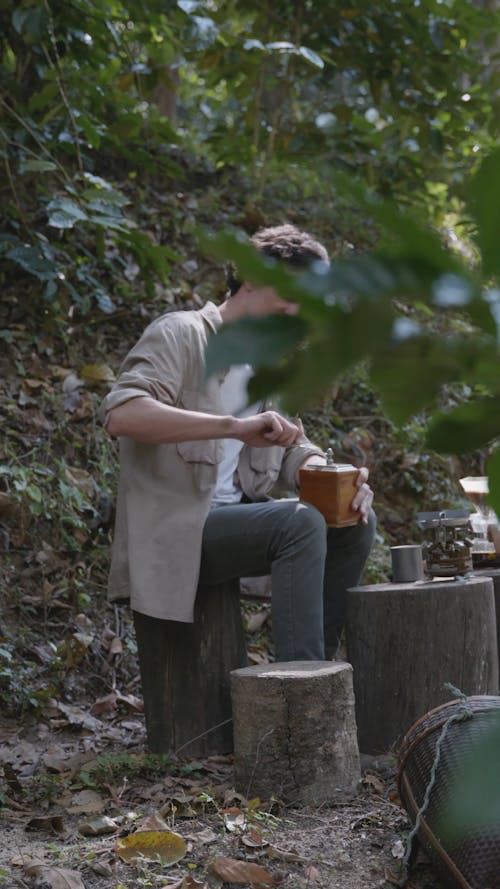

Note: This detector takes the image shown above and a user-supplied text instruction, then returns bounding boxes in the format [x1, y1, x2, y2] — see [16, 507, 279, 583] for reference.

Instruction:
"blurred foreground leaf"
[441, 713, 500, 839]
[426, 397, 500, 454]
[468, 147, 500, 280]
[486, 449, 500, 517]
[205, 316, 308, 377]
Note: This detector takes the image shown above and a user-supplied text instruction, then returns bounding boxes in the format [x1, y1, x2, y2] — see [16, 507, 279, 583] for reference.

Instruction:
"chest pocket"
[176, 439, 223, 464]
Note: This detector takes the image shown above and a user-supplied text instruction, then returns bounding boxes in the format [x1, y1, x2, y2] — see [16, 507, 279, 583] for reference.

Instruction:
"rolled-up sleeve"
[99, 317, 184, 426]
[279, 441, 325, 492]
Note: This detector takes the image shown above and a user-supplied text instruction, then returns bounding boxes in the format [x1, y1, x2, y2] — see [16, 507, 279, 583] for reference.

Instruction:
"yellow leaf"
[80, 363, 116, 382]
[117, 830, 187, 865]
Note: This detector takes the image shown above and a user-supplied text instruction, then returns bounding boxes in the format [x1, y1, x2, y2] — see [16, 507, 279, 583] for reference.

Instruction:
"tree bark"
[346, 576, 498, 755]
[133, 579, 247, 757]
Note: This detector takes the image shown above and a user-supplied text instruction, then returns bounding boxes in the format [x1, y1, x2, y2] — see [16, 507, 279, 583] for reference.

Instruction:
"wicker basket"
[398, 696, 500, 889]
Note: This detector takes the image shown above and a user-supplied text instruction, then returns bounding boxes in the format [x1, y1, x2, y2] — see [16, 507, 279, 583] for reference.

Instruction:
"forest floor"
[0, 174, 474, 889]
[0, 569, 447, 889]
[0, 695, 444, 889]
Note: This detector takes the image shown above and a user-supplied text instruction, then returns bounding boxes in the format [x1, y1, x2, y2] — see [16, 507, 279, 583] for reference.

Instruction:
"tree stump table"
[133, 579, 247, 757]
[345, 575, 498, 755]
[474, 567, 500, 686]
[231, 661, 360, 805]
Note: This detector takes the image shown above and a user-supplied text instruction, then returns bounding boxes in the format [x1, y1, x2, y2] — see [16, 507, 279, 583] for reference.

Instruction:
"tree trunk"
[133, 579, 247, 757]
[346, 576, 498, 755]
[151, 64, 178, 122]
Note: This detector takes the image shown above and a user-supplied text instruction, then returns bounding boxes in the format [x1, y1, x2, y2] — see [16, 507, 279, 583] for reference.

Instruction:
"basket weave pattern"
[398, 696, 500, 889]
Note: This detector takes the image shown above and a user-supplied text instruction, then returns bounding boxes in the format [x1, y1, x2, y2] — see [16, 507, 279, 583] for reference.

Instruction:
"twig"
[0, 97, 71, 182]
[42, 0, 83, 173]
[174, 717, 233, 756]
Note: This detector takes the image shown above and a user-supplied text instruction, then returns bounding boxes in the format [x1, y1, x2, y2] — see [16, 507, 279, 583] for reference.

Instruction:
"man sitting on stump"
[101, 223, 375, 661]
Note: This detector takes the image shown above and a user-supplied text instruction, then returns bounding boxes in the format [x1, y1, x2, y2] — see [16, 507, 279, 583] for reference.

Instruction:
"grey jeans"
[199, 499, 376, 662]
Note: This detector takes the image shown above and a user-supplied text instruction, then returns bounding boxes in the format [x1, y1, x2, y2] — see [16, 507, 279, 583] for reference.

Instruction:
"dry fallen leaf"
[162, 877, 207, 889]
[391, 838, 405, 859]
[78, 815, 118, 836]
[117, 829, 187, 864]
[303, 865, 321, 883]
[66, 788, 106, 815]
[91, 692, 118, 715]
[26, 815, 65, 834]
[222, 807, 246, 832]
[24, 862, 85, 889]
[65, 466, 95, 498]
[160, 794, 198, 819]
[363, 772, 385, 794]
[241, 828, 269, 849]
[47, 700, 103, 732]
[245, 610, 269, 633]
[136, 812, 170, 832]
[384, 866, 404, 886]
[210, 855, 281, 888]
[0, 491, 16, 514]
[62, 372, 83, 393]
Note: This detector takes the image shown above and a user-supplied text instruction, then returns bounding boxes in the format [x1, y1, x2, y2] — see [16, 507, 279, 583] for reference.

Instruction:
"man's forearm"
[106, 396, 237, 444]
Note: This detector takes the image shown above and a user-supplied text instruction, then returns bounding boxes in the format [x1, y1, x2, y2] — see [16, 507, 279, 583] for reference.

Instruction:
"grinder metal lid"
[302, 447, 357, 473]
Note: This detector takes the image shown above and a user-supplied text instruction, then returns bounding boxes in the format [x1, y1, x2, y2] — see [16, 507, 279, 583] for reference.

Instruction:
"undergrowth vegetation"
[1, 1, 499, 714]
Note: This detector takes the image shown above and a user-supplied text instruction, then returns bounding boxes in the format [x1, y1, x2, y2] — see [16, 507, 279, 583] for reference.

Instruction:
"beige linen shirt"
[101, 301, 323, 622]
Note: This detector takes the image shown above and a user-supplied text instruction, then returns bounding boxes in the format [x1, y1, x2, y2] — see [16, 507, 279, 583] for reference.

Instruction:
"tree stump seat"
[133, 578, 247, 757]
[345, 575, 499, 755]
[231, 660, 361, 805]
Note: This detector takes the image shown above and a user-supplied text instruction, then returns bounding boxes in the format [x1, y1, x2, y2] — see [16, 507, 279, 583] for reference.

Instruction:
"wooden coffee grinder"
[299, 448, 359, 528]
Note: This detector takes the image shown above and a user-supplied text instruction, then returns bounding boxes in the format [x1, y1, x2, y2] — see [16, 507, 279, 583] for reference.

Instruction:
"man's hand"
[232, 411, 303, 448]
[352, 466, 374, 525]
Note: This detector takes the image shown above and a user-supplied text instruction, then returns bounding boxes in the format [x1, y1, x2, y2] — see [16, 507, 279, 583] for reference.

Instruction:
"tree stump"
[231, 661, 360, 805]
[477, 568, 500, 688]
[133, 579, 247, 757]
[345, 575, 498, 755]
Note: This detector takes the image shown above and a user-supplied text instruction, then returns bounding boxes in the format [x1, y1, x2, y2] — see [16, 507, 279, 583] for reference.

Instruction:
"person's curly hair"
[226, 223, 329, 295]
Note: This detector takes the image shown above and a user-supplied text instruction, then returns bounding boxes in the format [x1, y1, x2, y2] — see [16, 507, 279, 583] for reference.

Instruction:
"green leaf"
[372, 335, 495, 425]
[331, 172, 471, 286]
[47, 198, 88, 229]
[486, 449, 500, 517]
[468, 148, 500, 280]
[19, 159, 57, 173]
[48, 210, 84, 229]
[28, 81, 59, 113]
[298, 46, 324, 69]
[426, 397, 500, 453]
[95, 290, 115, 314]
[5, 246, 55, 281]
[205, 315, 308, 377]
[12, 5, 48, 39]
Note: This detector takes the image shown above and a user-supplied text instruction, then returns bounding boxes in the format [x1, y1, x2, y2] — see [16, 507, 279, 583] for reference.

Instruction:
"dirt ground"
[0, 705, 447, 889]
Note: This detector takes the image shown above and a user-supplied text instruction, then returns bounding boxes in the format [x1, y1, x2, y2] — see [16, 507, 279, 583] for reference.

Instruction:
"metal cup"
[390, 545, 424, 583]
